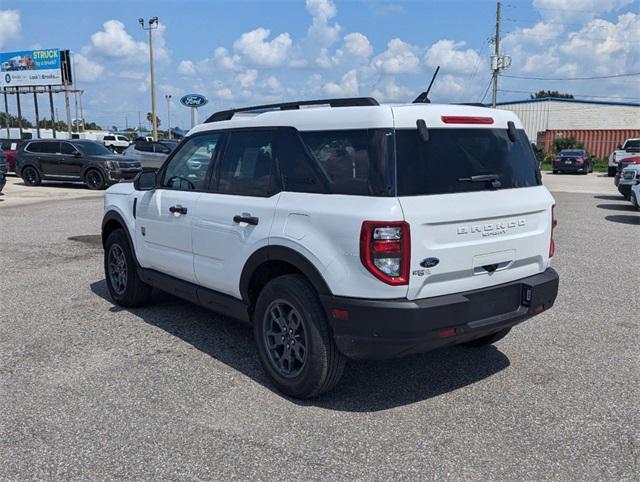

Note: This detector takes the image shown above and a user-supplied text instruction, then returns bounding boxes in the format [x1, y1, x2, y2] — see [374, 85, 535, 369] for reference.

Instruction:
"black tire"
[85, 169, 106, 190]
[104, 229, 152, 307]
[22, 165, 41, 186]
[462, 327, 511, 347]
[608, 166, 616, 177]
[253, 274, 346, 399]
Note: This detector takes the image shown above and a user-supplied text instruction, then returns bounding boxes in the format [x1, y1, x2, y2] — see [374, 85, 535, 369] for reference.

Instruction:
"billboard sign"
[0, 48, 63, 88]
[180, 94, 208, 108]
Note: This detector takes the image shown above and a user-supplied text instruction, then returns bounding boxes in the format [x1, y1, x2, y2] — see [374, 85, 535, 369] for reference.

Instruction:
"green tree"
[531, 90, 574, 99]
[146, 112, 161, 128]
[553, 136, 584, 152]
[0, 112, 34, 128]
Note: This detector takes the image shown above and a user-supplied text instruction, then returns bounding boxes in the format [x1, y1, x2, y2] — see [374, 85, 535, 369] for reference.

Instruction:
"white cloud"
[372, 38, 421, 74]
[424, 40, 483, 74]
[73, 53, 105, 82]
[323, 69, 359, 97]
[0, 10, 21, 49]
[371, 79, 414, 102]
[343, 33, 373, 59]
[374, 3, 405, 16]
[264, 75, 283, 93]
[87, 20, 169, 64]
[533, 0, 633, 21]
[177, 60, 196, 76]
[233, 28, 292, 67]
[236, 69, 258, 88]
[306, 0, 341, 46]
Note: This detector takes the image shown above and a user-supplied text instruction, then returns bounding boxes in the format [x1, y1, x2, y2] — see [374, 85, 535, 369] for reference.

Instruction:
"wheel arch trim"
[239, 245, 332, 303]
[101, 210, 140, 267]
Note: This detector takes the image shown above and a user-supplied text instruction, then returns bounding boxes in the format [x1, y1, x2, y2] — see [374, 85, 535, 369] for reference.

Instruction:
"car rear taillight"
[575, 158, 584, 164]
[549, 204, 557, 258]
[360, 221, 410, 285]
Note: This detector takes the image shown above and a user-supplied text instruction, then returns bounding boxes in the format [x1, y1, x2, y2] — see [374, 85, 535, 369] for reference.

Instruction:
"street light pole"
[165, 94, 172, 139]
[139, 16, 159, 141]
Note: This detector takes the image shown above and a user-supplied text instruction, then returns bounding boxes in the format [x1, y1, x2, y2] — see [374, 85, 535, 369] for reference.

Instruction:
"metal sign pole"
[16, 88, 23, 139]
[48, 86, 56, 139]
[190, 107, 198, 128]
[62, 57, 72, 137]
[3, 87, 9, 138]
[33, 88, 41, 138]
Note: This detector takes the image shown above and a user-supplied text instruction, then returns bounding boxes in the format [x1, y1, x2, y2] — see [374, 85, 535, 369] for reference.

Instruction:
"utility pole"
[165, 94, 172, 139]
[33, 88, 41, 138]
[139, 16, 159, 141]
[48, 86, 56, 138]
[3, 87, 9, 138]
[491, 2, 501, 108]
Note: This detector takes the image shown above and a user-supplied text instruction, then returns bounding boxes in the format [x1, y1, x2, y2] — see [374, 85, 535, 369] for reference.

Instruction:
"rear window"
[559, 150, 585, 157]
[27, 141, 59, 154]
[395, 128, 540, 196]
[299, 129, 393, 196]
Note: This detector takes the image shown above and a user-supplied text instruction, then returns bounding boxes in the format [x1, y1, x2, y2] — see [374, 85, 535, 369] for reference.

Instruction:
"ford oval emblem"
[420, 257, 440, 268]
[180, 94, 208, 108]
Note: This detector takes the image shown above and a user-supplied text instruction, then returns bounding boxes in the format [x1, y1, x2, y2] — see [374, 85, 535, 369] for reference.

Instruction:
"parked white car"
[609, 138, 640, 177]
[102, 97, 559, 398]
[102, 134, 130, 154]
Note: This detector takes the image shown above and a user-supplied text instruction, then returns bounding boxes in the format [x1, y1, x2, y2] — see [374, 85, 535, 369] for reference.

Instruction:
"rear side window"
[395, 128, 540, 196]
[104, 135, 114, 141]
[61, 142, 78, 155]
[154, 143, 171, 154]
[28, 141, 59, 154]
[276, 129, 325, 194]
[299, 129, 393, 196]
[218, 130, 275, 197]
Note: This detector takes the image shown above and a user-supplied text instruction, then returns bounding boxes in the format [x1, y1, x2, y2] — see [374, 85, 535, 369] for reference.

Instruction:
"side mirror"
[134, 170, 157, 191]
[74, 150, 82, 158]
[617, 144, 622, 149]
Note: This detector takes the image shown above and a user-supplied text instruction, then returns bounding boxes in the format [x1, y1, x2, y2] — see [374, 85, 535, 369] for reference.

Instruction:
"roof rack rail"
[205, 97, 379, 123]
[456, 102, 487, 107]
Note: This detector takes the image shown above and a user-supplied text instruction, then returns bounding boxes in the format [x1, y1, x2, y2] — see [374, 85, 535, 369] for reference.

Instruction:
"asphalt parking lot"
[0, 173, 638, 479]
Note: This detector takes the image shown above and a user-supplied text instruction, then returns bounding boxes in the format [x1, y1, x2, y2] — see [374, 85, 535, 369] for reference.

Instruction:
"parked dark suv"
[15, 139, 142, 190]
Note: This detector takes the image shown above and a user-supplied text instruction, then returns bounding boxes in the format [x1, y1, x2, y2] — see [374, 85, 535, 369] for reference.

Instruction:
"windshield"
[559, 150, 585, 157]
[395, 128, 540, 196]
[77, 142, 113, 156]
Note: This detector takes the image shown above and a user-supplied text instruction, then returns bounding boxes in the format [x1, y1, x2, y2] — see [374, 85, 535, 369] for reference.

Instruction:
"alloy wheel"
[107, 244, 128, 295]
[263, 300, 308, 378]
[86, 171, 102, 189]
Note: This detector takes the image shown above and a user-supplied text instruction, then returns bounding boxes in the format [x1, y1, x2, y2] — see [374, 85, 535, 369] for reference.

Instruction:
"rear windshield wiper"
[457, 174, 500, 183]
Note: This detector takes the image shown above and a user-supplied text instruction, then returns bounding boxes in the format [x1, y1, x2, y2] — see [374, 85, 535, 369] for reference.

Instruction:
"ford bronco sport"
[101, 97, 559, 398]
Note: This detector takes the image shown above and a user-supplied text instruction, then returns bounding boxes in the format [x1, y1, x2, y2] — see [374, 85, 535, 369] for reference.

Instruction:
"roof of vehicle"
[189, 98, 523, 136]
[26, 138, 102, 144]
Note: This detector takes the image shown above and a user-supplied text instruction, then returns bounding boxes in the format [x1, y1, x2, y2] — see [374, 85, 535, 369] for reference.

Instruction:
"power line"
[479, 77, 493, 103]
[502, 72, 640, 81]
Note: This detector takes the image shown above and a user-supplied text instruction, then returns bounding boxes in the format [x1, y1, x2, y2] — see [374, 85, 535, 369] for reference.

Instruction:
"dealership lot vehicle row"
[0, 176, 638, 478]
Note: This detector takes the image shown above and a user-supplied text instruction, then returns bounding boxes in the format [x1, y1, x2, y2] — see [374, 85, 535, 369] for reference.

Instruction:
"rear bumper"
[554, 163, 587, 172]
[321, 268, 559, 360]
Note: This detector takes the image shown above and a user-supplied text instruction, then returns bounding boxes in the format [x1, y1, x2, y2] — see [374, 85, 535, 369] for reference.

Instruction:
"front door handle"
[233, 214, 259, 225]
[169, 204, 188, 215]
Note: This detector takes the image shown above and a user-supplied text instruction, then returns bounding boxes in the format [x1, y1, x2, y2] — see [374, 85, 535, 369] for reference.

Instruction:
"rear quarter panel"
[271, 192, 407, 299]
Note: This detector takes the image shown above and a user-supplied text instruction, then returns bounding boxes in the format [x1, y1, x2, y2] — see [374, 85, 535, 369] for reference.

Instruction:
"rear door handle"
[233, 214, 259, 225]
[169, 204, 188, 215]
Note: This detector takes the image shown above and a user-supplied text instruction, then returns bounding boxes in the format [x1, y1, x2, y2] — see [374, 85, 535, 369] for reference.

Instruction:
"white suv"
[102, 97, 559, 398]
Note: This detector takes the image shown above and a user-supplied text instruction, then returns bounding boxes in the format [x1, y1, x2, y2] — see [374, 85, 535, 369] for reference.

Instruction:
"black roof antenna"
[413, 66, 440, 104]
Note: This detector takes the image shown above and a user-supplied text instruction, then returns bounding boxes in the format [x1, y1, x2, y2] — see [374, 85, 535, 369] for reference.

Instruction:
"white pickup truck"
[609, 138, 640, 177]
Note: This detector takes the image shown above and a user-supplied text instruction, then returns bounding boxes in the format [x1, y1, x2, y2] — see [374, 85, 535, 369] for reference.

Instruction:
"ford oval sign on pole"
[180, 94, 208, 128]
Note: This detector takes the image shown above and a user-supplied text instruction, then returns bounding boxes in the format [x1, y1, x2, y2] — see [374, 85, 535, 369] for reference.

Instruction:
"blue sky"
[1, 0, 639, 131]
